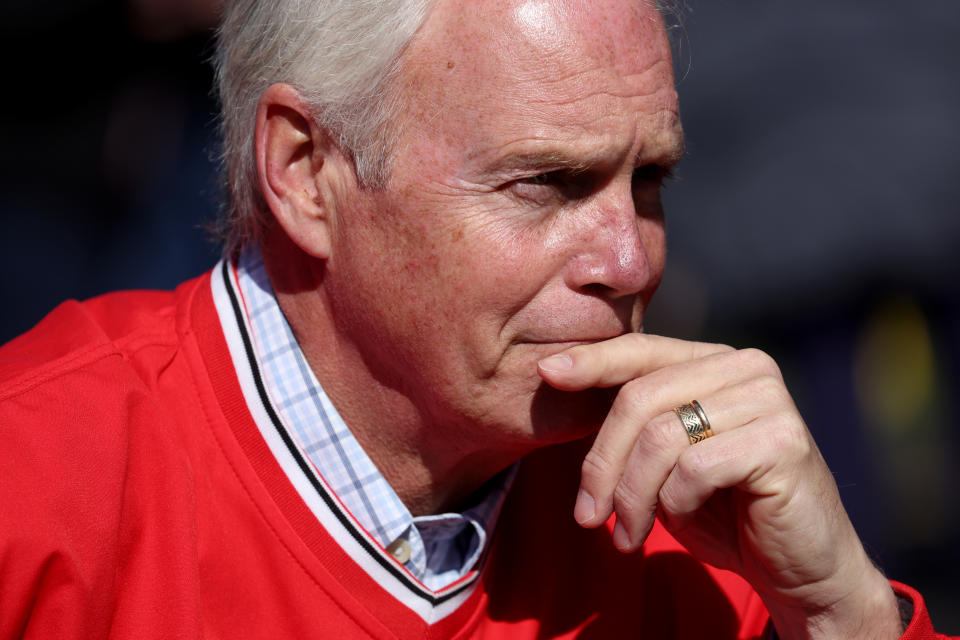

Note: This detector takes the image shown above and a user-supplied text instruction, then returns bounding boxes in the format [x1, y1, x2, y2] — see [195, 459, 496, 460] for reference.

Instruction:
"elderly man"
[0, 0, 950, 638]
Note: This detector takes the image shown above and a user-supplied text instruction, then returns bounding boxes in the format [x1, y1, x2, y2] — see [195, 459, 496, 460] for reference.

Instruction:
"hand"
[537, 333, 903, 640]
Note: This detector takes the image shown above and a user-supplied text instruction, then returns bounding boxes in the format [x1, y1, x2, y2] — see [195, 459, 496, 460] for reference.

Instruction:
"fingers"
[657, 413, 832, 582]
[575, 357, 793, 554]
[573, 348, 784, 527]
[538, 333, 734, 391]
[657, 413, 811, 523]
[581, 354, 765, 507]
[539, 334, 795, 555]
[540, 335, 888, 628]
[600, 384, 786, 551]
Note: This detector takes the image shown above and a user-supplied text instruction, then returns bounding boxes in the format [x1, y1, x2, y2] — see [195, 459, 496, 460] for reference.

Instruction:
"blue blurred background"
[1, 0, 957, 631]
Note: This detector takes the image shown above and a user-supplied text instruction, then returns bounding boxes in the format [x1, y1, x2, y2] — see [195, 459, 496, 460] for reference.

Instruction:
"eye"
[507, 171, 568, 205]
[510, 170, 595, 205]
[519, 172, 560, 186]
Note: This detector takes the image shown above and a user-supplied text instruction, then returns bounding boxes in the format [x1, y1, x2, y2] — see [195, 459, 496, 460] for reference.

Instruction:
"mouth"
[515, 326, 635, 344]
[521, 338, 607, 347]
[513, 332, 632, 352]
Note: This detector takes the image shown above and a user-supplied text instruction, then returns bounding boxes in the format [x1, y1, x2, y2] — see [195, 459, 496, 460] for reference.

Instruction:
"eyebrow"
[491, 150, 595, 174]
[488, 138, 687, 176]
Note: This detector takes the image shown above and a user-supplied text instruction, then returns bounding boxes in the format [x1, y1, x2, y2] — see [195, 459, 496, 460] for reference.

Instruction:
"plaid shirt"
[236, 247, 511, 591]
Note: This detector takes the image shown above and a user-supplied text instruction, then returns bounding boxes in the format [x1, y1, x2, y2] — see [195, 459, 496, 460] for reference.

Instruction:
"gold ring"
[674, 400, 713, 444]
[692, 400, 713, 439]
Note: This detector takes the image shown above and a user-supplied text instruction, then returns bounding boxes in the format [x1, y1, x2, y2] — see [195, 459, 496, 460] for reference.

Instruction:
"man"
[0, 0, 950, 638]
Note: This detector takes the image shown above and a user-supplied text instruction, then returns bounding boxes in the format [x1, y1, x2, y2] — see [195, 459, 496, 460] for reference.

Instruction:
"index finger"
[537, 333, 733, 391]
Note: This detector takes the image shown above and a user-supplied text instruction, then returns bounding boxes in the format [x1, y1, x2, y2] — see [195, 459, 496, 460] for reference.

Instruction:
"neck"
[260, 233, 524, 515]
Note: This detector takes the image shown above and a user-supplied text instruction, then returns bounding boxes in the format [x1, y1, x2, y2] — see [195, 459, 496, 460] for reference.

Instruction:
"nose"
[563, 195, 662, 298]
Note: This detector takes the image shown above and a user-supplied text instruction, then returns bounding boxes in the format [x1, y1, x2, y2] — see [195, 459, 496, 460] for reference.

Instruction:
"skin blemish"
[447, 61, 455, 69]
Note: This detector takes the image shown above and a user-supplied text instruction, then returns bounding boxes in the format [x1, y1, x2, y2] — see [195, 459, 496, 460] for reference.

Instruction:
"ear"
[255, 83, 341, 259]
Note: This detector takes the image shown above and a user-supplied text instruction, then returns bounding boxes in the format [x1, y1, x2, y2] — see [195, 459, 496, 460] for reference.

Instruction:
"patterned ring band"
[674, 400, 714, 444]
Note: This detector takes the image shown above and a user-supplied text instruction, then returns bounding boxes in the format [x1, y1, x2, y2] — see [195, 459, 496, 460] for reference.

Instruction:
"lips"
[514, 322, 632, 345]
[521, 337, 612, 345]
[513, 330, 629, 347]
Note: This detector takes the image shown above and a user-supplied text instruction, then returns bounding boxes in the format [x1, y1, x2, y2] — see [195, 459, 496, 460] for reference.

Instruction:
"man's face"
[323, 0, 682, 452]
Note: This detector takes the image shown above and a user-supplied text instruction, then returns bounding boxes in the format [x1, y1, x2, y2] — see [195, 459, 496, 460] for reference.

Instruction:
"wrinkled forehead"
[407, 0, 670, 85]
[395, 0, 676, 143]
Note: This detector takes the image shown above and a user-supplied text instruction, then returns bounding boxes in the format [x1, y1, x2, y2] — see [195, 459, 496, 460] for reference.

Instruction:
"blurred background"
[1, 0, 957, 631]
[0, 0, 223, 334]
[649, 0, 960, 630]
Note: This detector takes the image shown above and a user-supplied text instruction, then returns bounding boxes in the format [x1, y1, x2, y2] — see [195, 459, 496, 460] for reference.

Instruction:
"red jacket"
[0, 266, 949, 639]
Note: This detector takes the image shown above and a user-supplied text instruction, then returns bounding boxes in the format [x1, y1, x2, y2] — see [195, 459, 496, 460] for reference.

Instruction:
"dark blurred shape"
[0, 0, 223, 341]
[128, 0, 222, 41]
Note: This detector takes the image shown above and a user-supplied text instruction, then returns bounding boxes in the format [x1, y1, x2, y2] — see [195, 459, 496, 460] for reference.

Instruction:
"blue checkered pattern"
[236, 247, 511, 591]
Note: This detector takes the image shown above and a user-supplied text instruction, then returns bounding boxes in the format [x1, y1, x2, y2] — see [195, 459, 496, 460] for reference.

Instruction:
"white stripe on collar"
[210, 252, 512, 622]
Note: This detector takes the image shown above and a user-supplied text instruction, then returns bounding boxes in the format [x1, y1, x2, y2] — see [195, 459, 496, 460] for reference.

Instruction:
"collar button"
[387, 538, 412, 564]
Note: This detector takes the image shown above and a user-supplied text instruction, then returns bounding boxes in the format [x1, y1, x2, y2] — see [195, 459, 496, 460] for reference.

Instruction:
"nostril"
[581, 282, 613, 297]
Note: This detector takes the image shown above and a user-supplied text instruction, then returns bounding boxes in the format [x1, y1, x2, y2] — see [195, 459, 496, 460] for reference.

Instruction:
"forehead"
[414, 0, 667, 70]
[396, 0, 679, 168]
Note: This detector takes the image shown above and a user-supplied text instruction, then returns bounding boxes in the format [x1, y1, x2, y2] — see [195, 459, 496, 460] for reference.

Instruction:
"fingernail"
[539, 353, 573, 372]
[613, 519, 632, 551]
[574, 489, 596, 524]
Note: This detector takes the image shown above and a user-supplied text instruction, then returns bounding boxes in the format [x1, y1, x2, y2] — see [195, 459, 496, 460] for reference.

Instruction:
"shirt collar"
[234, 245, 512, 591]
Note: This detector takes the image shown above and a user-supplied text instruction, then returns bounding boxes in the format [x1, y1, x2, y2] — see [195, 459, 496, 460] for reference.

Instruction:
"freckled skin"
[286, 0, 683, 512]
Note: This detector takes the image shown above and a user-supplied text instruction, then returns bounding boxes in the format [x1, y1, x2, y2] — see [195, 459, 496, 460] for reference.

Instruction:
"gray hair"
[213, 0, 683, 252]
[214, 0, 432, 251]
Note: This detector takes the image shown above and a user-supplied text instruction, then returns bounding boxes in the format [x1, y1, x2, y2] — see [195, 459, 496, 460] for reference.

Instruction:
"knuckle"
[618, 377, 673, 422]
[769, 415, 812, 459]
[638, 413, 682, 453]
[675, 446, 709, 479]
[657, 481, 683, 515]
[581, 448, 615, 484]
[657, 472, 692, 516]
[750, 374, 790, 405]
[612, 479, 648, 517]
[736, 347, 783, 379]
[618, 378, 648, 412]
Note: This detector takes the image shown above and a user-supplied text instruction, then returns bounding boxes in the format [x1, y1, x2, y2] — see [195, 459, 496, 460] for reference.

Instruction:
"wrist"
[766, 560, 903, 640]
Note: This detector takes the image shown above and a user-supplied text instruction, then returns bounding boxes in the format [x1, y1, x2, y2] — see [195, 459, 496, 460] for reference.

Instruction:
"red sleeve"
[892, 580, 958, 640]
[0, 356, 130, 638]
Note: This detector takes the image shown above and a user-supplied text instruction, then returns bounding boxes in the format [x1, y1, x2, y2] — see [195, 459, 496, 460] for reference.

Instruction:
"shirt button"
[387, 538, 412, 564]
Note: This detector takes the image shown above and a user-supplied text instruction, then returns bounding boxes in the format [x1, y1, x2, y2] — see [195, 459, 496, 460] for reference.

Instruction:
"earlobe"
[255, 83, 335, 259]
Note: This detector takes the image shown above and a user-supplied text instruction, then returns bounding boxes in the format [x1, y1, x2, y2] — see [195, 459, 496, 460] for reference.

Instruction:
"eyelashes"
[508, 165, 674, 206]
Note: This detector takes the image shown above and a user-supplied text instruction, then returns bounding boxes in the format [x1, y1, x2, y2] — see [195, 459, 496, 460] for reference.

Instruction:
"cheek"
[358, 184, 563, 330]
[442, 216, 563, 320]
[342, 195, 445, 291]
